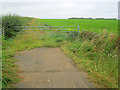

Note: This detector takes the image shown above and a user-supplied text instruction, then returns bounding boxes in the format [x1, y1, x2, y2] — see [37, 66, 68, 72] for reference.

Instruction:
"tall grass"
[61, 30, 118, 88]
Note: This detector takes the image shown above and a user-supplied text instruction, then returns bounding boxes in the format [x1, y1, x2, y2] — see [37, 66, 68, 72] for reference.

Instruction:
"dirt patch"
[15, 48, 95, 88]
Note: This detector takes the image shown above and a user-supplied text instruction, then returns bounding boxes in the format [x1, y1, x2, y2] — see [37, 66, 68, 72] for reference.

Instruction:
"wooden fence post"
[2, 27, 4, 36]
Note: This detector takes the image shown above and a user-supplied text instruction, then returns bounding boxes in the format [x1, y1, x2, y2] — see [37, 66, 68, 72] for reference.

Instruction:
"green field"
[38, 19, 118, 33]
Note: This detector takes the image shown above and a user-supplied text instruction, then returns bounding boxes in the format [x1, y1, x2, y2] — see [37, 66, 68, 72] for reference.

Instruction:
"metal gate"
[1, 26, 80, 39]
[17, 26, 80, 37]
[17, 26, 79, 33]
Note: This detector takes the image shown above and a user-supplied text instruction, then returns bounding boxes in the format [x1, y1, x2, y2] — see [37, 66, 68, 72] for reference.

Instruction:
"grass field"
[38, 19, 118, 33]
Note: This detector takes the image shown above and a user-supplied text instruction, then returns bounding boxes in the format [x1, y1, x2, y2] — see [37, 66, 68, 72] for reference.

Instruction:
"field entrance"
[16, 26, 79, 39]
[14, 25, 95, 88]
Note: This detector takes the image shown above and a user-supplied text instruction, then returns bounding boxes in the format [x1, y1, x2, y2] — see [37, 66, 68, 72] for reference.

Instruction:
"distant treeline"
[68, 17, 117, 20]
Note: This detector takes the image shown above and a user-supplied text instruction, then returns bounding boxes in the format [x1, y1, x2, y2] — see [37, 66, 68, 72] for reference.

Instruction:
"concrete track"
[15, 48, 94, 88]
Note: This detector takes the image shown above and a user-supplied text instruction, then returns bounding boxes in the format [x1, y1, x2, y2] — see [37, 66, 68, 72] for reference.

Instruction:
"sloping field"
[38, 19, 118, 33]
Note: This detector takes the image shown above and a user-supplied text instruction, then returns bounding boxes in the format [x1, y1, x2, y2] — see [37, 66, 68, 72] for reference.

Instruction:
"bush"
[78, 30, 97, 40]
[2, 14, 22, 39]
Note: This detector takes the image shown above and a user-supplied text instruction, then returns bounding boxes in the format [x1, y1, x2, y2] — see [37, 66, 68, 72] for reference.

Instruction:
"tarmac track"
[15, 48, 95, 88]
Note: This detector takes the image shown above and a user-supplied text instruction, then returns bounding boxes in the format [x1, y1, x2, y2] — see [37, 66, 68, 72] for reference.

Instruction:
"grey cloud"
[1, 1, 118, 19]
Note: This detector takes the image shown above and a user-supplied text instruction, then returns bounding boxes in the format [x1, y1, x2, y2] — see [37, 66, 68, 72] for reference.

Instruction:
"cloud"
[1, 1, 118, 19]
[1, 0, 119, 2]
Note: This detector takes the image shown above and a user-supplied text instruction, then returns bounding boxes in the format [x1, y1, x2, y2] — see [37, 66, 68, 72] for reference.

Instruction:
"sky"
[1, 0, 119, 19]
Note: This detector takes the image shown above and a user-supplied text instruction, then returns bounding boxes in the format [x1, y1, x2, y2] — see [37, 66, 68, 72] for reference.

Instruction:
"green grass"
[38, 19, 118, 33]
[2, 18, 118, 88]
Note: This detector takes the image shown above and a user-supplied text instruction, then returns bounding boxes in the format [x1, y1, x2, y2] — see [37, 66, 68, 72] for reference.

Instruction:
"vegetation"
[2, 15, 33, 88]
[68, 17, 117, 20]
[61, 31, 118, 88]
[2, 14, 33, 39]
[2, 17, 118, 88]
[39, 19, 118, 33]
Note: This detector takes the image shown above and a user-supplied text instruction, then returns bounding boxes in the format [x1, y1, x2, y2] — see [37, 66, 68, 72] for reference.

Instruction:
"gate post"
[2, 27, 4, 36]
[0, 28, 1, 36]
